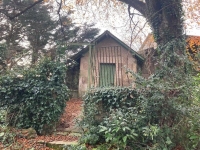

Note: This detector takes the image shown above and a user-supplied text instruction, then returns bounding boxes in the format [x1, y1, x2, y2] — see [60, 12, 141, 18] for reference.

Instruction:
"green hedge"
[83, 87, 139, 123]
[0, 59, 70, 134]
[79, 87, 141, 145]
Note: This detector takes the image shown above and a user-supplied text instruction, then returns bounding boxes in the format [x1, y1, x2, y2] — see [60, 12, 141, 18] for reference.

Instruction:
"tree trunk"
[31, 48, 39, 65]
[145, 0, 183, 47]
[120, 0, 184, 48]
[120, 0, 185, 70]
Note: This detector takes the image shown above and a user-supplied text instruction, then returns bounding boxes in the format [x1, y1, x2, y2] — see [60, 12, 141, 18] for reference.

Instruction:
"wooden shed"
[69, 30, 144, 97]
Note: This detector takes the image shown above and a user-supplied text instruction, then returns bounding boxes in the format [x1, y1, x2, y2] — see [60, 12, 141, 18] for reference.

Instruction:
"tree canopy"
[0, 0, 99, 69]
[1, 0, 199, 48]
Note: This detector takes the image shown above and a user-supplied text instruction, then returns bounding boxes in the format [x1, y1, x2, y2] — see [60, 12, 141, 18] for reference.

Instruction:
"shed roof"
[70, 30, 144, 63]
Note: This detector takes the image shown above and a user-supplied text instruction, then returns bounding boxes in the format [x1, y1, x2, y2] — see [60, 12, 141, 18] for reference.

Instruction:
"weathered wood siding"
[78, 36, 137, 96]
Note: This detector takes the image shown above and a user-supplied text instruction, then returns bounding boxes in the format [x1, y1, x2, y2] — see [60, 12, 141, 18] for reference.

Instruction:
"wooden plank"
[119, 46, 124, 86]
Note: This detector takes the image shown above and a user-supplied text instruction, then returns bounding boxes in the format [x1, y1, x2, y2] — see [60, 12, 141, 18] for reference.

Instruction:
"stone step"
[53, 131, 82, 137]
[38, 140, 79, 150]
[56, 127, 85, 134]
[68, 132, 82, 137]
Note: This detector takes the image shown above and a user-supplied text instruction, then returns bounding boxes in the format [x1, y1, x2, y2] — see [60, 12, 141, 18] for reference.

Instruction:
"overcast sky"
[53, 0, 200, 51]
[69, 1, 200, 49]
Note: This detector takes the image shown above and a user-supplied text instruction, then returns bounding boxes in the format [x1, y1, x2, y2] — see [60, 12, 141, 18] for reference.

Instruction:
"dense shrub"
[0, 59, 70, 134]
[79, 87, 143, 146]
[80, 72, 200, 149]
[82, 87, 139, 125]
[186, 73, 200, 149]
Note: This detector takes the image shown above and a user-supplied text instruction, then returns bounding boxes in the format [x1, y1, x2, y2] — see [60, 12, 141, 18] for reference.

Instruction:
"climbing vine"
[146, 0, 184, 47]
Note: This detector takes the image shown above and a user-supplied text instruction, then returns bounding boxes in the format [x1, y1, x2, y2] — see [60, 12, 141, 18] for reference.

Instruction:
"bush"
[0, 108, 16, 147]
[83, 87, 139, 124]
[0, 59, 70, 134]
[99, 108, 139, 149]
[79, 87, 141, 146]
[80, 72, 200, 149]
[185, 73, 200, 149]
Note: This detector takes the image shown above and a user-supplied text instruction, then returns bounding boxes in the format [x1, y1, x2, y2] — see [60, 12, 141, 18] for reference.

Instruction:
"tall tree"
[18, 0, 56, 64]
[0, 0, 99, 66]
[0, 0, 28, 69]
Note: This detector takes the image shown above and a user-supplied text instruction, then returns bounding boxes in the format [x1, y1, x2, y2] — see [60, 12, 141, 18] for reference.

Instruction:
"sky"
[64, 0, 200, 51]
[58, 0, 151, 51]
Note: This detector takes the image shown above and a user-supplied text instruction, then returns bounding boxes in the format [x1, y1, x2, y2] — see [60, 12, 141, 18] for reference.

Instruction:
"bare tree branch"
[118, 0, 146, 16]
[128, 5, 143, 17]
[56, 0, 66, 40]
[4, 0, 44, 20]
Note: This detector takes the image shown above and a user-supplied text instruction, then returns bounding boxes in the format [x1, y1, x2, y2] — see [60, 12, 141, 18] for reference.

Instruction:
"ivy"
[80, 64, 198, 149]
[0, 59, 70, 134]
[83, 87, 138, 122]
[0, 44, 7, 73]
[79, 87, 140, 145]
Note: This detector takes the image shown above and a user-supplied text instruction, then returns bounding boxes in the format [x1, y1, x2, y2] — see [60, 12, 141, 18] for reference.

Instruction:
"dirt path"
[57, 98, 83, 130]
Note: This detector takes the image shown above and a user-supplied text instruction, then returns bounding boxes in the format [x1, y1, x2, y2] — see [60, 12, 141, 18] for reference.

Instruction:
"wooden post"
[88, 45, 91, 89]
[66, 42, 95, 90]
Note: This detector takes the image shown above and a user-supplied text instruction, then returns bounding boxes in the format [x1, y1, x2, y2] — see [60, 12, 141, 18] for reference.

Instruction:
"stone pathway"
[40, 140, 79, 150]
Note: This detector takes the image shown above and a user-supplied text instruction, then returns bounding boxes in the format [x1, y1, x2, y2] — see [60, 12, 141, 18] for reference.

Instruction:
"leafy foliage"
[80, 67, 200, 149]
[82, 87, 138, 125]
[0, 44, 7, 73]
[0, 59, 70, 134]
[0, 108, 16, 147]
[63, 144, 87, 150]
[186, 74, 200, 149]
[79, 87, 138, 145]
[0, 125, 16, 147]
[99, 108, 138, 149]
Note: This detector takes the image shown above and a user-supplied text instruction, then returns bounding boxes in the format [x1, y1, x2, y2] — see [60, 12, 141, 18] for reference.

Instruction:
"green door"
[99, 63, 116, 87]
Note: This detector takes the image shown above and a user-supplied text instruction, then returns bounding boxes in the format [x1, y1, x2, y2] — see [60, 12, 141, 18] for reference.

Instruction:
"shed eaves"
[70, 30, 144, 63]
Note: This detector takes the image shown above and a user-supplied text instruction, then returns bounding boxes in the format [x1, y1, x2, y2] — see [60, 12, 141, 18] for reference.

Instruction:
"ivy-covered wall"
[139, 35, 200, 77]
